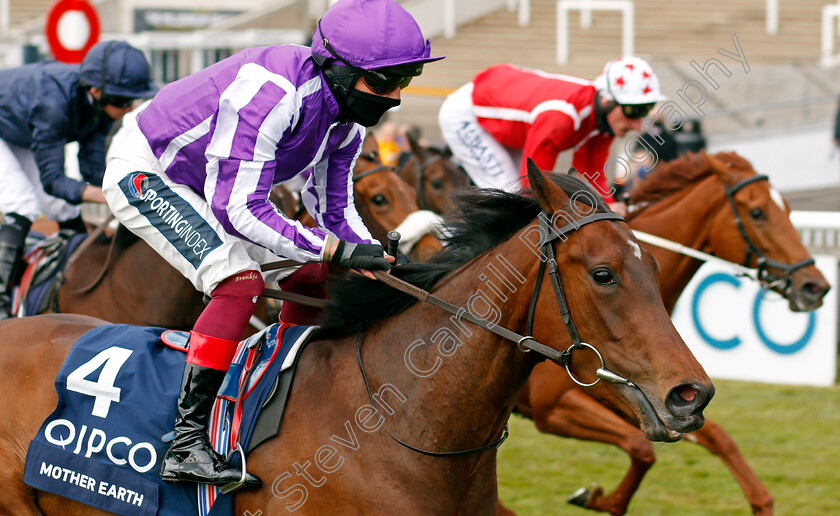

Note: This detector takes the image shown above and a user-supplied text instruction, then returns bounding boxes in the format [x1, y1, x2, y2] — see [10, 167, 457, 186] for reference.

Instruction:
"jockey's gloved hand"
[331, 240, 391, 271]
[395, 253, 412, 266]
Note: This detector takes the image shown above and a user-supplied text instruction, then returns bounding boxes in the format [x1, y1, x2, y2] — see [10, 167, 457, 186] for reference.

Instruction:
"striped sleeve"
[301, 125, 377, 245]
[205, 63, 329, 262]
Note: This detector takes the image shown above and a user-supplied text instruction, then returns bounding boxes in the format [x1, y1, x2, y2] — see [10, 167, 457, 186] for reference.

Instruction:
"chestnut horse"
[0, 164, 713, 515]
[396, 132, 471, 216]
[507, 151, 830, 516]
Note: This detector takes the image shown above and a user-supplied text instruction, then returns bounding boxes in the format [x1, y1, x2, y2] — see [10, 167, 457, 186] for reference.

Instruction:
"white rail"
[0, 0, 8, 35]
[790, 211, 840, 253]
[766, 0, 778, 35]
[822, 3, 840, 67]
[556, 0, 634, 65]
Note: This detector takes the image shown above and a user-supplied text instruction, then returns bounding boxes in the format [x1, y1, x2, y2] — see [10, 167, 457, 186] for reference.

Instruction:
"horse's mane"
[318, 173, 607, 337]
[631, 151, 754, 203]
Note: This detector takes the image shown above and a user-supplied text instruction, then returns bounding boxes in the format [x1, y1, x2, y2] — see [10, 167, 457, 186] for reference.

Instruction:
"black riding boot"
[160, 363, 261, 489]
[0, 213, 31, 320]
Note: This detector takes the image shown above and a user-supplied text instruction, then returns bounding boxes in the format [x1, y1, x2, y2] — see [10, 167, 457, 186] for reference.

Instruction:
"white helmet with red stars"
[593, 56, 666, 105]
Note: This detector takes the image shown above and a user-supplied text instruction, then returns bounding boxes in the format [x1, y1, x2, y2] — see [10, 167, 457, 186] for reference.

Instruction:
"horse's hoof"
[567, 486, 593, 507]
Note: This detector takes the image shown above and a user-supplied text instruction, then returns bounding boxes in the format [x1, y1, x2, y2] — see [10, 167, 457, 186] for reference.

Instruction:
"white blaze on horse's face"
[769, 187, 786, 212]
[627, 239, 642, 260]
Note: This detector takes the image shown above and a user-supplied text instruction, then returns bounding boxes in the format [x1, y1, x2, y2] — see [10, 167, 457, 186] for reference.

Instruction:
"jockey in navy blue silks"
[0, 40, 157, 319]
[102, 0, 443, 491]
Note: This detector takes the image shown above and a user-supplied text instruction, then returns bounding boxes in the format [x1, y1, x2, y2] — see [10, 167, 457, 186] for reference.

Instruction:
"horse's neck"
[364, 234, 537, 465]
[632, 175, 728, 312]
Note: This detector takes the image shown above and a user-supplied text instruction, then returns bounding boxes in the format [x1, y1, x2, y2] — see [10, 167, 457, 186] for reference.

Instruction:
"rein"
[631, 174, 815, 291]
[632, 230, 757, 278]
[349, 211, 633, 457]
[260, 210, 638, 457]
[723, 175, 814, 285]
[261, 213, 635, 370]
[55, 215, 118, 303]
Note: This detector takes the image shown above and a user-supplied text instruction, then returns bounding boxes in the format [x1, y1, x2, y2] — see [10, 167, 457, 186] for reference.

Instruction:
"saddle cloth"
[23, 322, 315, 516]
[13, 230, 87, 316]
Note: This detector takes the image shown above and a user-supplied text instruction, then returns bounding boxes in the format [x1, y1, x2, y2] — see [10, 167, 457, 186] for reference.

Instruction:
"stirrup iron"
[220, 443, 248, 494]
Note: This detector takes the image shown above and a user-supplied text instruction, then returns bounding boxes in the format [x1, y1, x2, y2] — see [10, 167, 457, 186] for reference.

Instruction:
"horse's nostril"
[805, 282, 825, 295]
[666, 382, 712, 418]
[676, 385, 696, 403]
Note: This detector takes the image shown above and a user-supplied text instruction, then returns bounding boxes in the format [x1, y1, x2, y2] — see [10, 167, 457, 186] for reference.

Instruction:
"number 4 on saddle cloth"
[22, 322, 315, 516]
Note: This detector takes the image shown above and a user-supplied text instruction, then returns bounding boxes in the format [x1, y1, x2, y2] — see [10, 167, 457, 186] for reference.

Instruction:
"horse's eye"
[430, 179, 445, 190]
[750, 208, 766, 221]
[591, 268, 616, 286]
[371, 194, 389, 206]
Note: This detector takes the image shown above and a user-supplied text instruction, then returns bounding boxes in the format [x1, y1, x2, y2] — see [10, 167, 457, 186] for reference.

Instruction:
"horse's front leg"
[497, 499, 518, 516]
[530, 387, 655, 516]
[685, 420, 774, 515]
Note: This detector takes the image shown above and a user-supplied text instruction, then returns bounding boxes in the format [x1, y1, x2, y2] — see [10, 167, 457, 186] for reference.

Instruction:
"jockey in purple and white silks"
[133, 46, 373, 264]
[0, 41, 156, 319]
[102, 0, 443, 491]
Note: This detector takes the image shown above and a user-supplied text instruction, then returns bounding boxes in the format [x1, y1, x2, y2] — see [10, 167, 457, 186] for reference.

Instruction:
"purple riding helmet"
[311, 0, 444, 126]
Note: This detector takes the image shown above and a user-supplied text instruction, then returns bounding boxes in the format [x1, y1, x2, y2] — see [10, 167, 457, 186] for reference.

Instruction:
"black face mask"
[345, 89, 400, 127]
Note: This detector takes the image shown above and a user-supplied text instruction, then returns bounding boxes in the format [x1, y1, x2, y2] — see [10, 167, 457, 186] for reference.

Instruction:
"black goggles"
[620, 103, 656, 119]
[102, 95, 135, 109]
[319, 22, 422, 94]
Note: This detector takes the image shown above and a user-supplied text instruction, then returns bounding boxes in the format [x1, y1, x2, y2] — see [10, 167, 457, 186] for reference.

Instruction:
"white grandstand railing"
[404, 0, 509, 39]
[822, 3, 840, 67]
[790, 211, 840, 254]
[506, 0, 531, 27]
[766, 0, 778, 35]
[556, 0, 634, 65]
[0, 0, 8, 35]
[309, 0, 516, 39]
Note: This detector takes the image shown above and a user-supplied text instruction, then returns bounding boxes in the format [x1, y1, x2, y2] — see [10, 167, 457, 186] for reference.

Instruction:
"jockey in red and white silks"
[439, 58, 666, 202]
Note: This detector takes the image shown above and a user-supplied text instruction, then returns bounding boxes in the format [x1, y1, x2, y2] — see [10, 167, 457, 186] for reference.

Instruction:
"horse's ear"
[566, 167, 599, 195]
[704, 151, 736, 183]
[406, 130, 428, 159]
[528, 158, 570, 213]
[364, 131, 379, 151]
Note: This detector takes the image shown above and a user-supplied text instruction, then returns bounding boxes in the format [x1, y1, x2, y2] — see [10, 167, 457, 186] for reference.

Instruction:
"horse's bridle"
[353, 151, 394, 182]
[723, 175, 814, 291]
[353, 209, 637, 457]
[524, 212, 635, 388]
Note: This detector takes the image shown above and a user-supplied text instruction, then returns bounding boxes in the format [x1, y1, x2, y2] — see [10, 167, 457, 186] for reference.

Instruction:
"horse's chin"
[789, 298, 822, 312]
[623, 384, 696, 443]
[777, 281, 826, 312]
[786, 292, 823, 312]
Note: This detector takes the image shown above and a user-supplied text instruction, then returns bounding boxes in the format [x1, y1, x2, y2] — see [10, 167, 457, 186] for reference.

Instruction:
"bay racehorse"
[0, 163, 713, 515]
[506, 150, 829, 516]
[396, 131, 471, 216]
